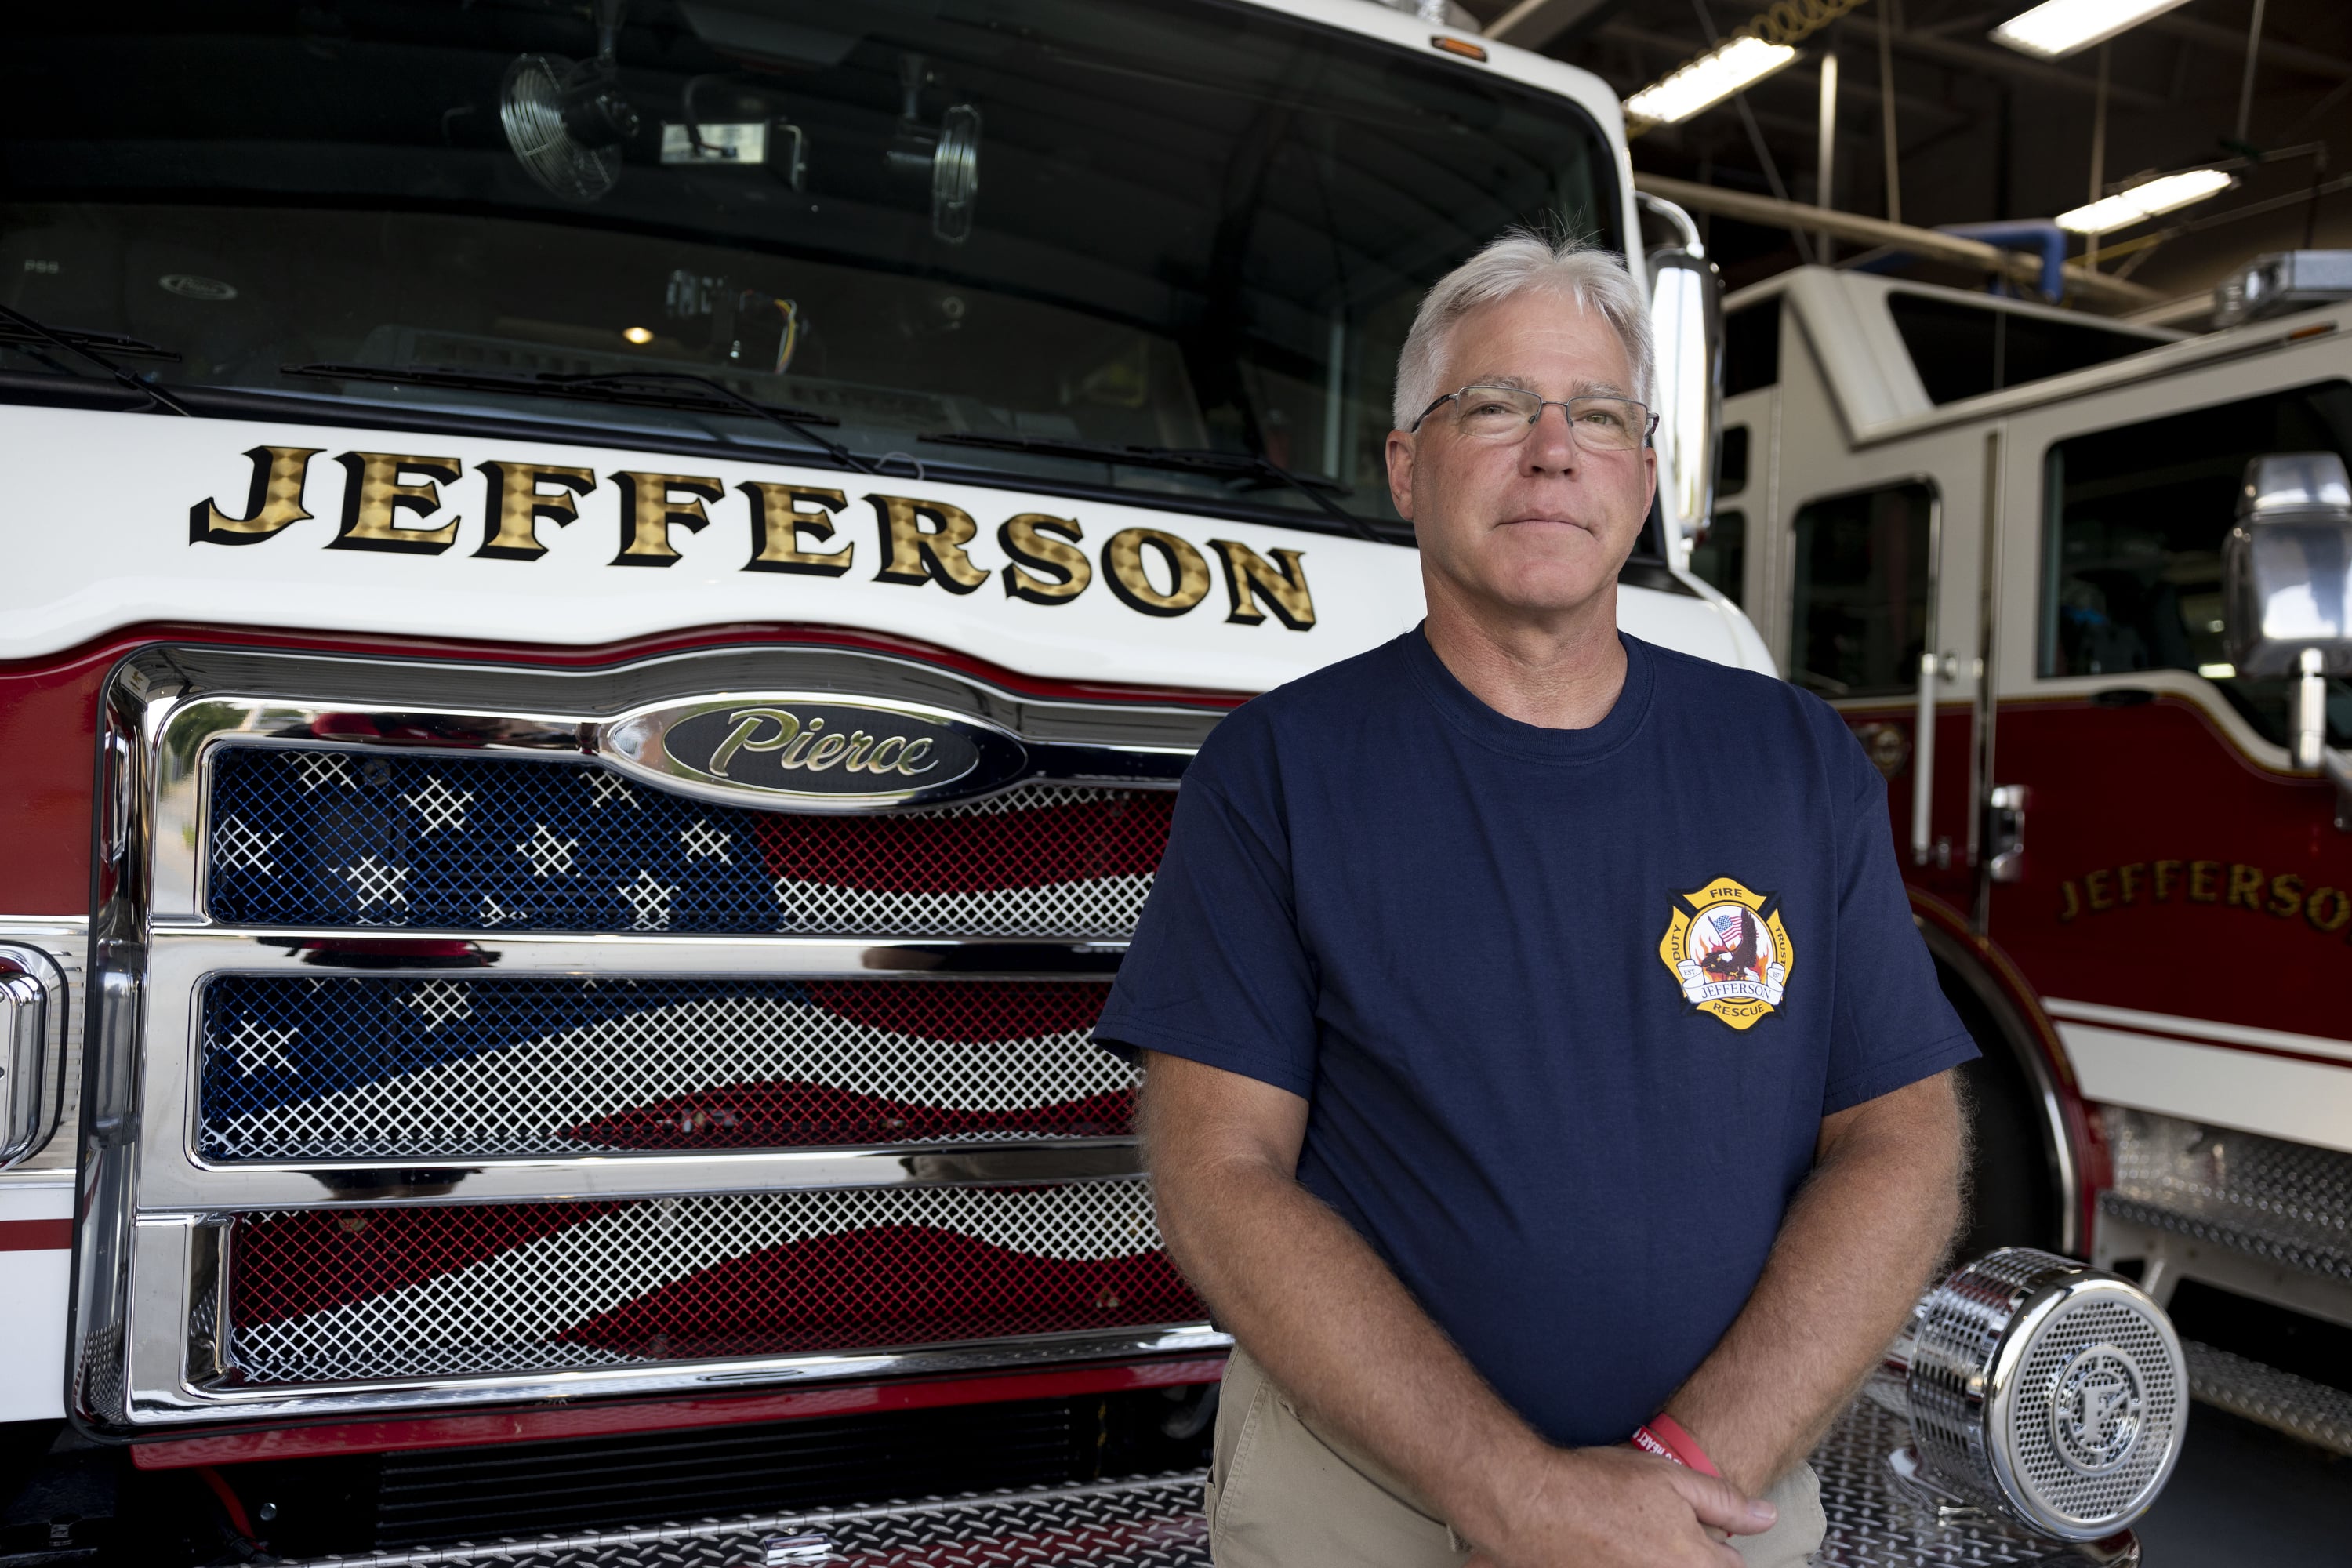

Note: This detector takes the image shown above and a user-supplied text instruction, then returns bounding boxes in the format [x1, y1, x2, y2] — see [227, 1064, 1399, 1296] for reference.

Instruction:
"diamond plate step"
[2184, 1340, 2352, 1458]
[2099, 1110, 2352, 1286]
[278, 1402, 2133, 1568]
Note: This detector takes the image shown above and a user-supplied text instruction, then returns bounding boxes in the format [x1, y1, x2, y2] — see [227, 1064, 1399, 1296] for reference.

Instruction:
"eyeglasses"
[1410, 385, 1658, 452]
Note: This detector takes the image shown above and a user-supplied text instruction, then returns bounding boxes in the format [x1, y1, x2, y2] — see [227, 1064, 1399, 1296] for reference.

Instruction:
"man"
[1093, 232, 1976, 1568]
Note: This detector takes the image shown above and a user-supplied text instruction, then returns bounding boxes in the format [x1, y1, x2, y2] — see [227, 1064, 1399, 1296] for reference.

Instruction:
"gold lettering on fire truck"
[2057, 858, 2352, 942]
[997, 514, 1091, 604]
[742, 482, 852, 576]
[613, 471, 725, 565]
[706, 708, 936, 779]
[869, 492, 989, 593]
[1212, 539, 1318, 630]
[189, 445, 325, 545]
[329, 452, 463, 554]
[475, 461, 596, 561]
[1104, 527, 1211, 617]
[181, 447, 1321, 630]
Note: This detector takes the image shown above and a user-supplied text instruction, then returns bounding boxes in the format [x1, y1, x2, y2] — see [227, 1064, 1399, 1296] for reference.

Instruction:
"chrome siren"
[1886, 1247, 2187, 1543]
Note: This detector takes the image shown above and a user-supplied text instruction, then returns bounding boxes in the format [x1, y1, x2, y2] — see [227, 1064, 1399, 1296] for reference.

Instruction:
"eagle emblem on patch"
[1657, 877, 1794, 1030]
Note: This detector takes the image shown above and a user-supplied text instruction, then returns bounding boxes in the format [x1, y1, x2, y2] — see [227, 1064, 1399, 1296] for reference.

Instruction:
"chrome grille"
[205, 745, 1169, 937]
[224, 1180, 1197, 1386]
[197, 975, 1131, 1160]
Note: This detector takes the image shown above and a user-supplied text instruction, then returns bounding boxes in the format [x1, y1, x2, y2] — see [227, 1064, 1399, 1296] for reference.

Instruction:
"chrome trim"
[163, 929, 1127, 973]
[0, 921, 85, 1177]
[1970, 429, 2003, 934]
[0, 943, 67, 1170]
[74, 641, 1213, 1432]
[149, 1143, 1143, 1209]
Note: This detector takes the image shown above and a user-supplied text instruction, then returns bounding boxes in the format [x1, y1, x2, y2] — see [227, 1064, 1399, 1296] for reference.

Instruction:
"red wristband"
[1629, 1414, 1721, 1478]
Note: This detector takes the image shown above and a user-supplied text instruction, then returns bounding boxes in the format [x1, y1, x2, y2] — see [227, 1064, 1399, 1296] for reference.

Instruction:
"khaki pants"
[1205, 1346, 1827, 1568]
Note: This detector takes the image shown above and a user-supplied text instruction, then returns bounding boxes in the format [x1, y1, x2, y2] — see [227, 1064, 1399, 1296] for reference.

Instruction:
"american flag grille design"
[197, 975, 1134, 1160]
[223, 1181, 1200, 1386]
[204, 744, 1171, 936]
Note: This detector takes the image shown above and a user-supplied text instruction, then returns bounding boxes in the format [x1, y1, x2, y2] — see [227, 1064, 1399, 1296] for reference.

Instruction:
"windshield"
[2, 0, 1617, 539]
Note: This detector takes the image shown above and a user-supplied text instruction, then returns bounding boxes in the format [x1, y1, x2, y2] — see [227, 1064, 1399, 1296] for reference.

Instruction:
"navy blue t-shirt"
[1094, 627, 1975, 1449]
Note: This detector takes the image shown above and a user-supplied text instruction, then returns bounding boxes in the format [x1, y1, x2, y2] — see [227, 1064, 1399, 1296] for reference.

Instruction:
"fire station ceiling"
[1463, 0, 2352, 301]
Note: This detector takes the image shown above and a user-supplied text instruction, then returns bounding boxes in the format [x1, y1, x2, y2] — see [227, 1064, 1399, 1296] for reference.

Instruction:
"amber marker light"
[622, 326, 655, 345]
[1429, 36, 1488, 62]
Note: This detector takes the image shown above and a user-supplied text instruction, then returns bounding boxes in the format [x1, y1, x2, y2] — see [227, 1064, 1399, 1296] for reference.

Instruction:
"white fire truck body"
[0, 5, 2210, 1563]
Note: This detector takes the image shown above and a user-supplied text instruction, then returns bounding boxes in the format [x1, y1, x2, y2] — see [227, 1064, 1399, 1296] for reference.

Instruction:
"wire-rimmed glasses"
[1410, 385, 1657, 452]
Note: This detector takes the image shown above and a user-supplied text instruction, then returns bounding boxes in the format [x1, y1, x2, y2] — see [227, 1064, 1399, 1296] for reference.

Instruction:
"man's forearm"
[1152, 1132, 1550, 1541]
[1663, 1073, 1967, 1494]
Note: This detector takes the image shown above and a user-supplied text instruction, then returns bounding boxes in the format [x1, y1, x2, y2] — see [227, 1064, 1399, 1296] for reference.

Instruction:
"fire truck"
[1686, 259, 2352, 1458]
[0, 3, 2199, 1565]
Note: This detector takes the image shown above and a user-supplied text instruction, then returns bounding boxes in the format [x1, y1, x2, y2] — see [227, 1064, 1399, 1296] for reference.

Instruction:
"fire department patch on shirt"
[1658, 877, 1794, 1030]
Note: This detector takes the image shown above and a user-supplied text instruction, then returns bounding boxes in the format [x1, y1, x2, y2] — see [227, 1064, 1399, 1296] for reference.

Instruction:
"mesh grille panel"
[224, 1181, 1200, 1386]
[205, 744, 1170, 936]
[198, 975, 1131, 1160]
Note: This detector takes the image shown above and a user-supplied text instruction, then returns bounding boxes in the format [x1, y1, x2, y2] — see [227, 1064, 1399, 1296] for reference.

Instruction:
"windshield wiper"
[281, 362, 873, 474]
[0, 303, 192, 416]
[916, 430, 1390, 544]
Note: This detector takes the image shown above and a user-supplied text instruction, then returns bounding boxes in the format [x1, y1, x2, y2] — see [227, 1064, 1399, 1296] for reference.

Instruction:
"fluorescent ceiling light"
[1991, 0, 2191, 60]
[2057, 169, 2233, 234]
[1624, 37, 1798, 127]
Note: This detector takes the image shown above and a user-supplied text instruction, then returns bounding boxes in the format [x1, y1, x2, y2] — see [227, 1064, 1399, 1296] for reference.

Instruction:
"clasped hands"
[1457, 1443, 1777, 1568]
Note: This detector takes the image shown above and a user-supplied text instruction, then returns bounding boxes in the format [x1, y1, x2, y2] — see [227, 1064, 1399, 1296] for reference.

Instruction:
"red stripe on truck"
[0, 1219, 71, 1250]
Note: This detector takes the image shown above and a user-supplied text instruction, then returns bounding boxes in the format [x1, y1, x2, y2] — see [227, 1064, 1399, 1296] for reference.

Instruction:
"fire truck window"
[2042, 379, 2352, 748]
[1889, 293, 2165, 407]
[1790, 482, 1936, 700]
[1717, 424, 1750, 496]
[1723, 299, 1781, 397]
[0, 1, 1617, 542]
[1690, 509, 1744, 605]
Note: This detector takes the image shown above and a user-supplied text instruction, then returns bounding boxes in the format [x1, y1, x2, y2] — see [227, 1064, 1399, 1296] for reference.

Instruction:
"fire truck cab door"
[1984, 371, 2352, 1153]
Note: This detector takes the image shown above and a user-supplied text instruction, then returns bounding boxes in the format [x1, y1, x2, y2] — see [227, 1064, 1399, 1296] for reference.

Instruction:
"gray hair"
[1391, 230, 1654, 432]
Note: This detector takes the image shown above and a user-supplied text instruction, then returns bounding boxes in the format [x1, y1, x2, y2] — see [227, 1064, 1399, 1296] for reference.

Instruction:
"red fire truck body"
[1697, 266, 2352, 1429]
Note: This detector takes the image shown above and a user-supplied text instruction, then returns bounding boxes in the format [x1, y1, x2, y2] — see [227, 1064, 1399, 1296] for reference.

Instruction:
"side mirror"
[2222, 452, 2352, 818]
[1637, 191, 1722, 573]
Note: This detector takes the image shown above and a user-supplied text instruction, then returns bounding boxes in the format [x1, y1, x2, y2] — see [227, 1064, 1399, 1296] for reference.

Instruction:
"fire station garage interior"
[2, 2, 2351, 1565]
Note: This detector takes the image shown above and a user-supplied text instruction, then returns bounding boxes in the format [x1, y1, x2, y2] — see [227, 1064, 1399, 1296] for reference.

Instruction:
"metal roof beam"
[1632, 171, 2165, 310]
